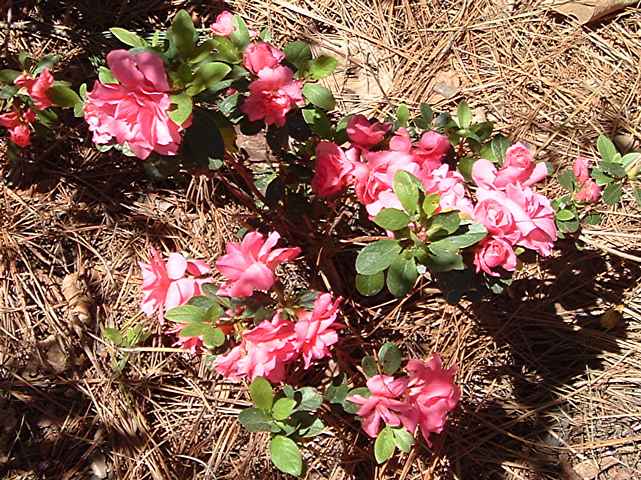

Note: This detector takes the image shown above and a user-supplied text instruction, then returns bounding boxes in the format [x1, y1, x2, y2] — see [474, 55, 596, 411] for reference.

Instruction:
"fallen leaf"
[90, 453, 108, 479]
[428, 69, 460, 102]
[548, 0, 638, 24]
[61, 271, 92, 336]
[38, 335, 68, 373]
[600, 305, 623, 330]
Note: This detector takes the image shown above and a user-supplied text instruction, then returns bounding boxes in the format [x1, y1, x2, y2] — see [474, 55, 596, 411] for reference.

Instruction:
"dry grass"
[2, 0, 641, 479]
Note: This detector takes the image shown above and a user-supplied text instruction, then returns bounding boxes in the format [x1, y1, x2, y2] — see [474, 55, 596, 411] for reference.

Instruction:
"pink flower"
[0, 109, 35, 147]
[573, 157, 590, 183]
[210, 11, 235, 36]
[406, 355, 460, 444]
[0, 111, 20, 129]
[389, 127, 412, 152]
[215, 313, 298, 383]
[473, 144, 547, 190]
[575, 179, 601, 203]
[312, 141, 356, 196]
[14, 68, 54, 110]
[84, 49, 187, 159]
[413, 131, 450, 173]
[9, 124, 31, 147]
[422, 164, 473, 216]
[473, 237, 517, 276]
[241, 66, 304, 127]
[294, 293, 342, 369]
[347, 375, 417, 438]
[473, 189, 520, 243]
[347, 115, 391, 149]
[244, 42, 285, 75]
[139, 249, 212, 322]
[216, 231, 301, 297]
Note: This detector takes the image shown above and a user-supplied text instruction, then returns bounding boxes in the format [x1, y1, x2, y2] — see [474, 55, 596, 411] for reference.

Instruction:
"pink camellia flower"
[473, 237, 517, 276]
[575, 179, 602, 203]
[294, 293, 342, 369]
[473, 144, 547, 190]
[139, 249, 212, 322]
[210, 11, 235, 36]
[241, 66, 304, 127]
[216, 231, 301, 297]
[413, 131, 450, 173]
[215, 313, 298, 383]
[473, 189, 520, 243]
[347, 115, 391, 149]
[311, 141, 356, 196]
[422, 164, 473, 216]
[243, 42, 285, 75]
[347, 375, 417, 438]
[14, 68, 54, 110]
[406, 355, 460, 444]
[84, 49, 187, 160]
[573, 156, 590, 183]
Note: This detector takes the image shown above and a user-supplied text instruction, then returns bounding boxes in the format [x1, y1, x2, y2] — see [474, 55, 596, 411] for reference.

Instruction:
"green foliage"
[355, 272, 385, 297]
[168, 10, 197, 57]
[374, 427, 396, 463]
[309, 55, 337, 80]
[250, 377, 274, 411]
[393, 171, 420, 215]
[302, 83, 336, 111]
[110, 28, 147, 48]
[378, 342, 402, 375]
[270, 435, 302, 476]
[46, 85, 82, 108]
[284, 41, 312, 71]
[187, 62, 232, 96]
[164, 294, 227, 349]
[374, 208, 410, 231]
[355, 240, 402, 276]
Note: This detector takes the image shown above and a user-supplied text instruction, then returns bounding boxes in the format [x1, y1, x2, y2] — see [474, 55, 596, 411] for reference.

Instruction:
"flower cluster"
[348, 355, 460, 445]
[573, 156, 602, 203]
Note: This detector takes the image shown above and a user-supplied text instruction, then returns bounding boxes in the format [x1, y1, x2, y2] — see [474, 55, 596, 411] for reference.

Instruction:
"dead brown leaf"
[428, 69, 461, 103]
[548, 0, 638, 24]
[61, 271, 92, 336]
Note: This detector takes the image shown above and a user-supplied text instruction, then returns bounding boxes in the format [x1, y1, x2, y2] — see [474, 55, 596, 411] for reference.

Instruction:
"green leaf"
[426, 242, 465, 272]
[420, 103, 433, 128]
[187, 295, 217, 310]
[597, 134, 617, 162]
[422, 193, 440, 218]
[250, 377, 274, 411]
[270, 435, 302, 477]
[302, 83, 335, 111]
[343, 387, 370, 414]
[355, 240, 402, 275]
[634, 187, 641, 209]
[299, 417, 325, 438]
[396, 104, 410, 128]
[386, 256, 418, 298]
[584, 212, 602, 225]
[378, 342, 402, 375]
[37, 109, 58, 128]
[355, 272, 385, 297]
[457, 156, 475, 182]
[427, 211, 460, 237]
[457, 101, 472, 128]
[110, 27, 147, 48]
[296, 387, 323, 412]
[284, 41, 312, 71]
[602, 182, 622, 205]
[212, 37, 241, 63]
[103, 327, 124, 345]
[557, 218, 580, 234]
[301, 107, 332, 138]
[393, 428, 415, 453]
[591, 168, 613, 186]
[491, 134, 511, 164]
[325, 383, 350, 405]
[438, 223, 487, 249]
[238, 407, 273, 432]
[187, 62, 232, 96]
[558, 169, 576, 192]
[309, 55, 337, 80]
[179, 323, 206, 337]
[165, 305, 206, 323]
[272, 398, 297, 420]
[361, 355, 378, 377]
[374, 427, 396, 464]
[374, 208, 410, 231]
[600, 161, 626, 179]
[169, 10, 197, 57]
[34, 54, 60, 75]
[202, 327, 225, 348]
[98, 67, 117, 84]
[46, 85, 82, 108]
[393, 170, 420, 215]
[168, 93, 193, 125]
[0, 69, 20, 83]
[229, 15, 251, 50]
[189, 39, 217, 64]
[206, 303, 224, 321]
[556, 209, 576, 221]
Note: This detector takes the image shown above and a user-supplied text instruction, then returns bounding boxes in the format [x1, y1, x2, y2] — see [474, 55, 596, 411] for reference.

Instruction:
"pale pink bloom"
[312, 141, 356, 196]
[347, 375, 417, 438]
[473, 237, 517, 276]
[573, 156, 590, 183]
[575, 179, 601, 203]
[215, 313, 298, 383]
[406, 355, 460, 444]
[14, 68, 54, 110]
[241, 66, 304, 127]
[84, 49, 187, 159]
[413, 131, 450, 173]
[243, 42, 285, 75]
[139, 249, 212, 322]
[473, 189, 520, 244]
[389, 127, 412, 152]
[346, 114, 391, 149]
[210, 11, 235, 36]
[294, 293, 342, 369]
[421, 164, 473, 216]
[473, 144, 547, 190]
[216, 231, 301, 297]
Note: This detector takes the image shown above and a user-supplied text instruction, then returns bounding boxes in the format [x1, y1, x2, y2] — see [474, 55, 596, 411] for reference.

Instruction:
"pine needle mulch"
[2, 1, 641, 479]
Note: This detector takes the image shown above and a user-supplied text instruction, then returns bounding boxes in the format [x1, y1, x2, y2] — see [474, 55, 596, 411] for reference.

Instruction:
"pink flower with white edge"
[406, 355, 460, 445]
[413, 131, 450, 173]
[216, 231, 301, 297]
[210, 11, 235, 36]
[139, 249, 212, 322]
[243, 42, 285, 75]
[312, 141, 356, 196]
[294, 293, 342, 369]
[575, 179, 601, 203]
[422, 164, 473, 216]
[473, 144, 547, 190]
[347, 375, 417, 438]
[473, 237, 517, 276]
[84, 49, 188, 159]
[14, 68, 54, 110]
[347, 115, 391, 149]
[215, 313, 298, 383]
[573, 156, 591, 184]
[241, 66, 304, 127]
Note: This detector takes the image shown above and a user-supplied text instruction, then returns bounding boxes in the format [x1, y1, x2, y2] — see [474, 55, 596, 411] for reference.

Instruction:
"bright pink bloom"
[348, 375, 417, 438]
[573, 156, 590, 183]
[312, 141, 356, 196]
[241, 66, 304, 127]
[243, 42, 285, 75]
[473, 189, 520, 243]
[575, 179, 602, 203]
[9, 124, 31, 147]
[413, 131, 450, 173]
[215, 313, 298, 383]
[0, 111, 20, 129]
[139, 249, 212, 322]
[216, 231, 301, 297]
[389, 127, 412, 152]
[210, 11, 235, 36]
[422, 164, 473, 215]
[294, 293, 342, 369]
[0, 109, 35, 147]
[15, 68, 54, 110]
[347, 115, 391, 149]
[84, 49, 187, 159]
[473, 144, 547, 190]
[406, 355, 460, 444]
[473, 237, 517, 276]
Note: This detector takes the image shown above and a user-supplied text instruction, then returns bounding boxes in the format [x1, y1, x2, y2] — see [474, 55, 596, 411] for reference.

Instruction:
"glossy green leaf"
[420, 103, 433, 127]
[393, 170, 420, 215]
[491, 134, 511, 164]
[393, 427, 415, 453]
[34, 54, 60, 75]
[427, 211, 460, 237]
[270, 435, 302, 477]
[374, 208, 410, 231]
[591, 168, 613, 186]
[238, 407, 273, 432]
[302, 83, 335, 110]
[296, 387, 323, 412]
[597, 134, 617, 162]
[299, 417, 325, 438]
[355, 240, 402, 275]
[422, 193, 440, 218]
[187, 62, 232, 96]
[98, 67, 117, 84]
[386, 256, 418, 297]
[168, 93, 193, 125]
[309, 55, 337, 80]
[110, 27, 147, 47]
[179, 323, 206, 337]
[250, 377, 274, 411]
[355, 272, 385, 297]
[165, 305, 206, 323]
[284, 41, 312, 71]
[272, 398, 297, 420]
[374, 427, 396, 464]
[457, 101, 472, 128]
[602, 182, 623, 205]
[46, 85, 82, 108]
[361, 355, 378, 377]
[0, 69, 20, 83]
[229, 15, 251, 50]
[396, 104, 410, 127]
[202, 327, 225, 348]
[378, 342, 402, 375]
[169, 10, 197, 57]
